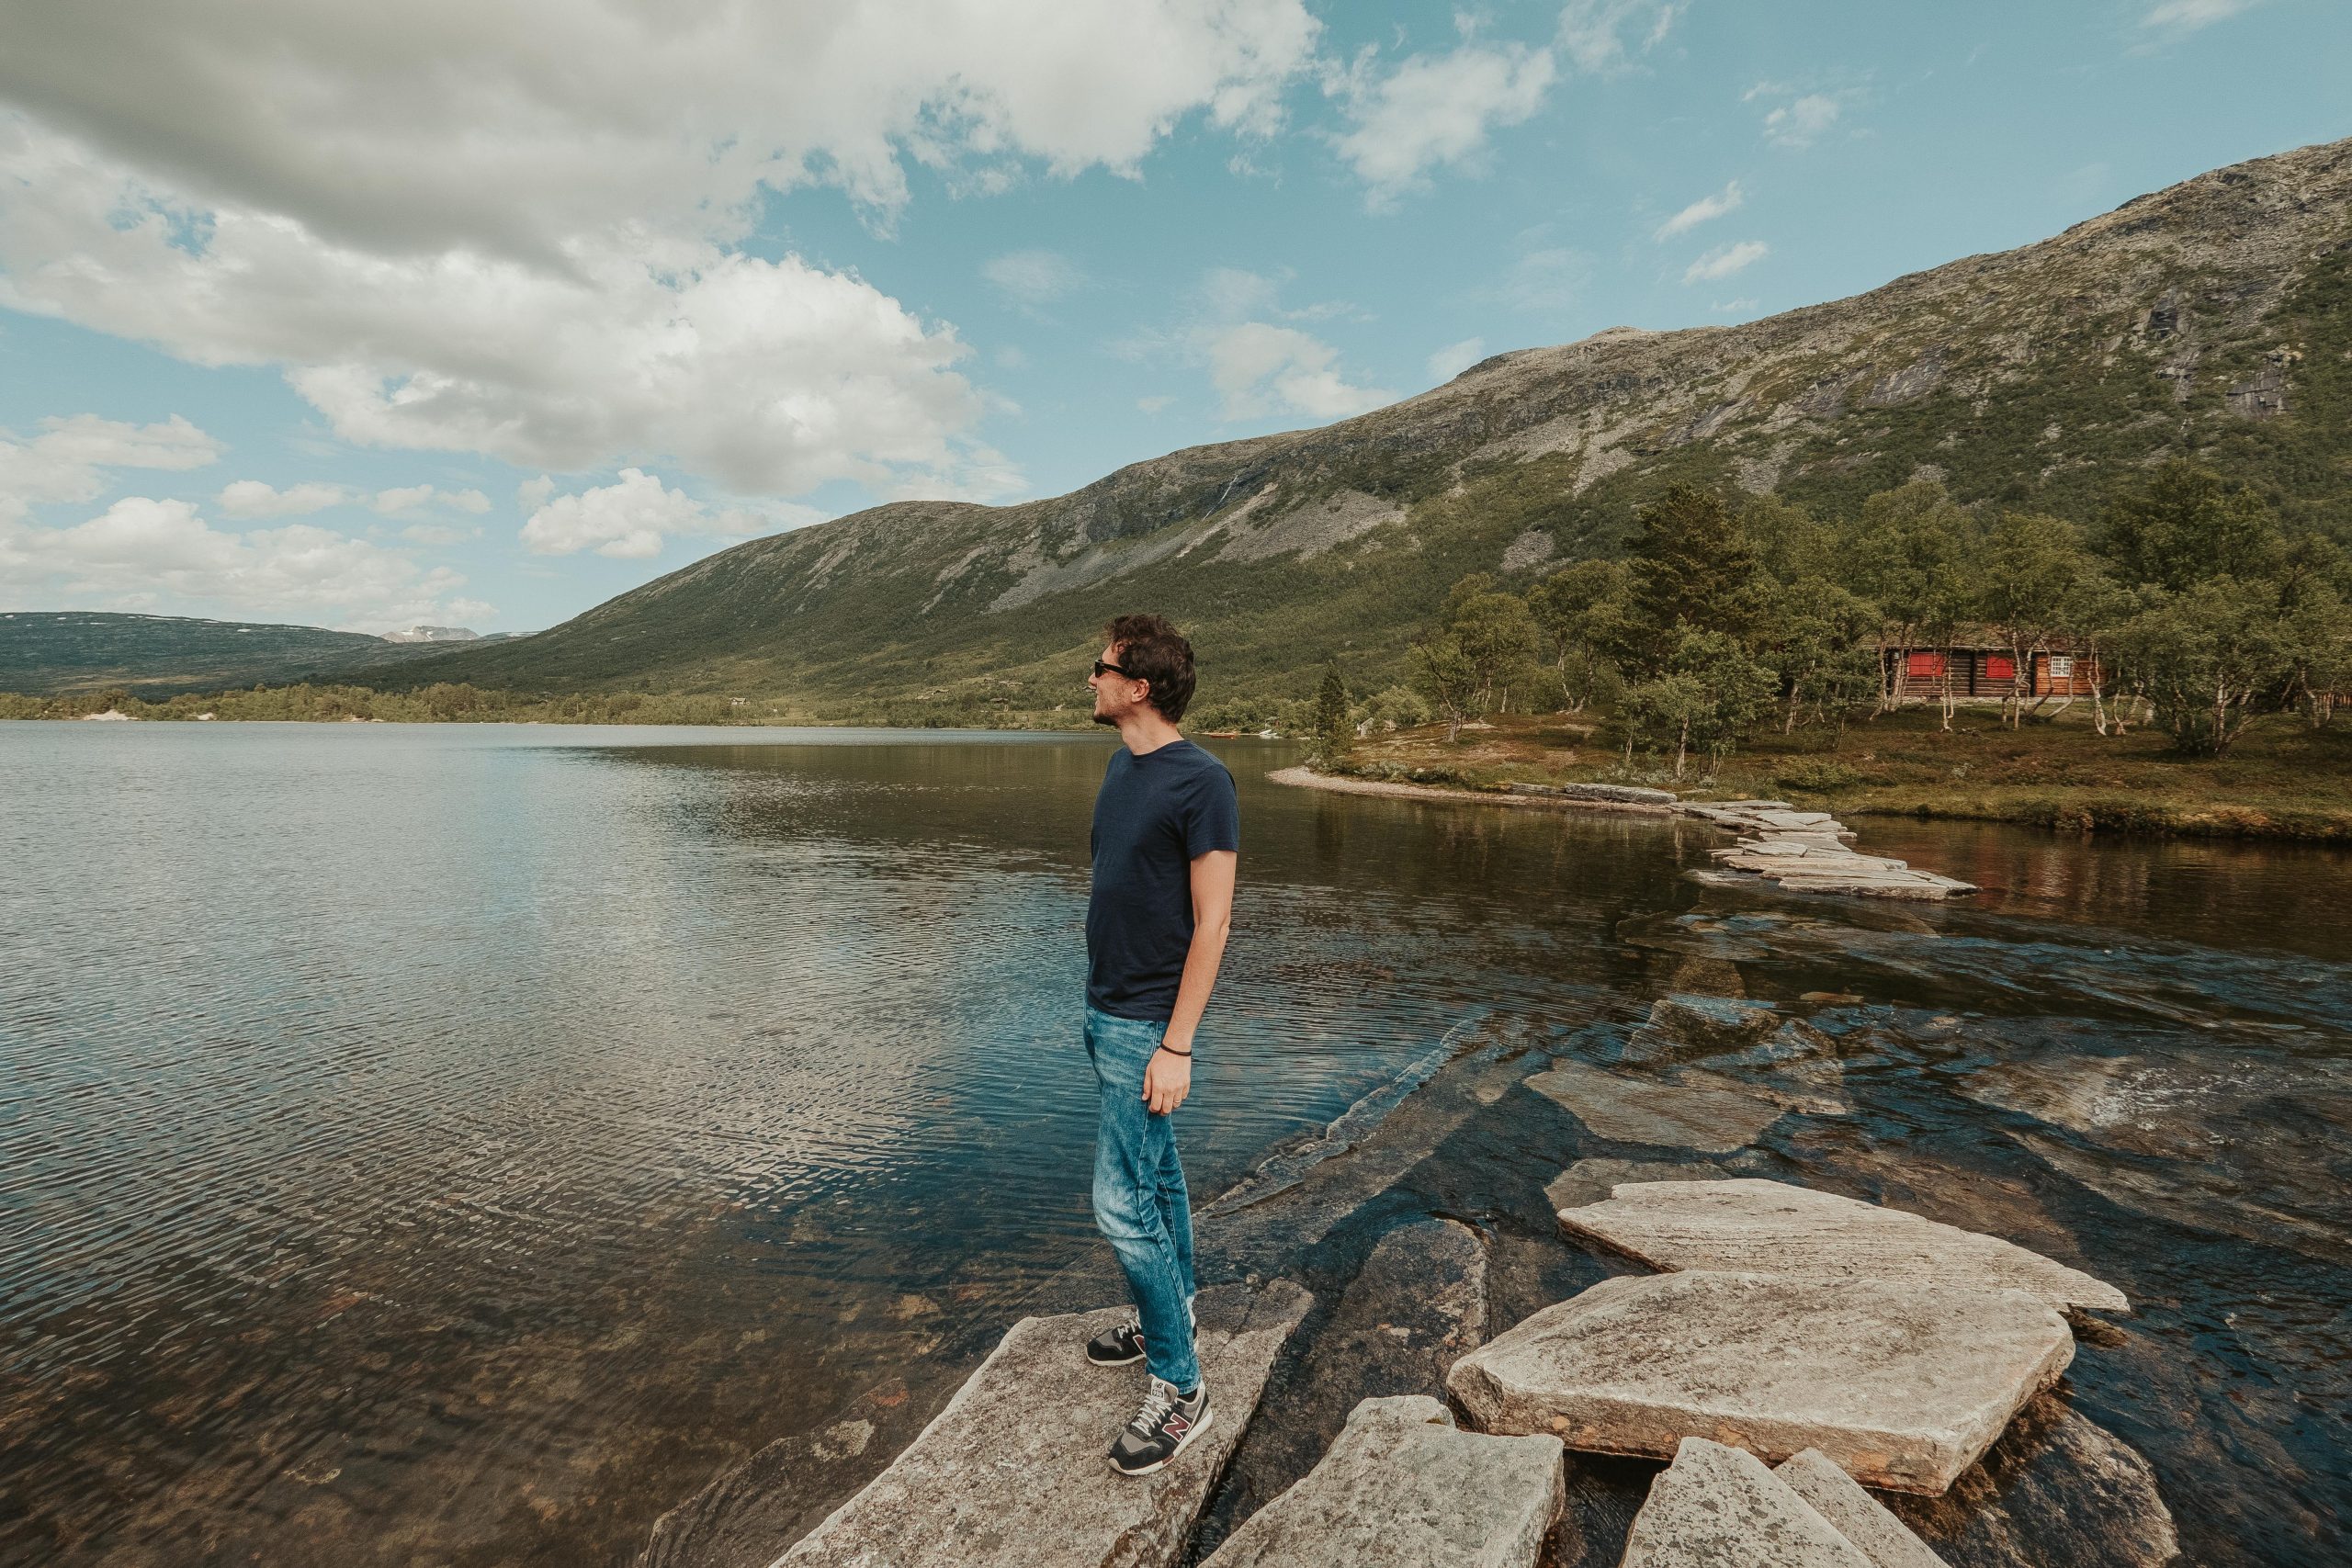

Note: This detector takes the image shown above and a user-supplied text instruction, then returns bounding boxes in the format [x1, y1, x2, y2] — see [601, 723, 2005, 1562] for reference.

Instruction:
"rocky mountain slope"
[375, 136, 2352, 719]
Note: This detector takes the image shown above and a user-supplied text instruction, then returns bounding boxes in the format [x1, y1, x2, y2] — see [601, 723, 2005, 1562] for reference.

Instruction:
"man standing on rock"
[1079, 613, 1238, 1477]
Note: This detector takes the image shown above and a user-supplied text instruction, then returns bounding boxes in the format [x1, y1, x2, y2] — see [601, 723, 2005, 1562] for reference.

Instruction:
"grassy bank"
[1326, 705, 2352, 842]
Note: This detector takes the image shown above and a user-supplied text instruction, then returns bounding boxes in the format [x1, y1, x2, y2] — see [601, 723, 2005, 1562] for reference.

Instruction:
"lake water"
[3, 723, 2347, 1566]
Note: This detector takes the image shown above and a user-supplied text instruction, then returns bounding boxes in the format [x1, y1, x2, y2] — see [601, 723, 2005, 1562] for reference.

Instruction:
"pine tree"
[1310, 662, 1351, 765]
[1623, 485, 1761, 672]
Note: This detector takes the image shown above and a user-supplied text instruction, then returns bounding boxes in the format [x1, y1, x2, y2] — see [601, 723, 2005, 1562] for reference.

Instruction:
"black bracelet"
[1157, 1043, 1193, 1057]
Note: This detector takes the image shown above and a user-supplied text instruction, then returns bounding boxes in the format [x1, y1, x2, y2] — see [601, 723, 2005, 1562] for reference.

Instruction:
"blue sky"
[2, 0, 2346, 635]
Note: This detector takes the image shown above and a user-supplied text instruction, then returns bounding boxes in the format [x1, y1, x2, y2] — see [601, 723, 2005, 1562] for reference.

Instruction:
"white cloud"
[0, 414, 220, 518]
[399, 522, 472, 547]
[0, 5, 1326, 499]
[1123, 270, 1392, 423]
[982, 250, 1086, 306]
[2142, 0, 2260, 29]
[1200, 321, 1392, 423]
[0, 120, 1013, 498]
[516, 475, 557, 512]
[1556, 0, 1686, 74]
[1330, 40, 1556, 205]
[217, 479, 494, 517]
[518, 468, 820, 559]
[1426, 337, 1487, 382]
[371, 484, 491, 516]
[1684, 240, 1769, 283]
[0, 4, 1321, 255]
[1762, 93, 1840, 148]
[0, 495, 482, 631]
[219, 479, 347, 518]
[1711, 296, 1759, 314]
[1654, 179, 1743, 241]
[1487, 244, 1587, 313]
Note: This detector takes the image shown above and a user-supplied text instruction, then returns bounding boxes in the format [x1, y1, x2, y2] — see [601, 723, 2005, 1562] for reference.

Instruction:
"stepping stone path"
[1555, 1179, 2131, 1314]
[1198, 1395, 1563, 1568]
[1621, 1438, 1876, 1568]
[1677, 800, 1977, 901]
[1524, 1059, 1785, 1154]
[774, 1281, 1311, 1568]
[1443, 1269, 2075, 1494]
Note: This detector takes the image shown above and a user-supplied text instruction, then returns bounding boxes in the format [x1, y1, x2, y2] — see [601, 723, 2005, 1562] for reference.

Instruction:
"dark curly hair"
[1104, 613, 1198, 722]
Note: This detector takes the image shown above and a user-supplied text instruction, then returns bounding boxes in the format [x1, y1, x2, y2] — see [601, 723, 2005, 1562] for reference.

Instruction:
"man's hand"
[1143, 1045, 1193, 1115]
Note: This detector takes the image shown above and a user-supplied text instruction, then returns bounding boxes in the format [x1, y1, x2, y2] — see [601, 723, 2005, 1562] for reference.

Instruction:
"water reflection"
[2, 724, 2348, 1567]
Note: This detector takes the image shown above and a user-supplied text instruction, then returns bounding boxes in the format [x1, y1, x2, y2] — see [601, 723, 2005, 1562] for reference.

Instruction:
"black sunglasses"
[1091, 659, 1136, 679]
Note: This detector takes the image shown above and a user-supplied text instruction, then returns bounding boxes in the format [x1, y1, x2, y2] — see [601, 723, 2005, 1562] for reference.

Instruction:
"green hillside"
[0, 613, 469, 697]
[337, 137, 2352, 721]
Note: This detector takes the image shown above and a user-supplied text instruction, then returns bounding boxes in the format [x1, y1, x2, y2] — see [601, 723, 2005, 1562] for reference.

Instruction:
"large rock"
[1198, 1395, 1563, 1568]
[1621, 1437, 1874, 1568]
[1523, 1060, 1785, 1154]
[1443, 1270, 2074, 1495]
[773, 1281, 1312, 1568]
[1555, 1179, 2129, 1314]
[1776, 1449, 1951, 1568]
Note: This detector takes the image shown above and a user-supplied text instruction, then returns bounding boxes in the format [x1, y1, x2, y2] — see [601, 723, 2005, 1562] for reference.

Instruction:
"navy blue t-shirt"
[1087, 739, 1240, 1021]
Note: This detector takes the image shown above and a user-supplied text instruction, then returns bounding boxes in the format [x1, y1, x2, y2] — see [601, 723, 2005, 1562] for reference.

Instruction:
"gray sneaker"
[1084, 1317, 1147, 1367]
[1108, 1377, 1211, 1476]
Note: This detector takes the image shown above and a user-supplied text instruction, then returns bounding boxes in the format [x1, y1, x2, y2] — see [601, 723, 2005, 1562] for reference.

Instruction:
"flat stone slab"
[1199, 1395, 1563, 1568]
[775, 1280, 1312, 1568]
[1524, 1060, 1785, 1154]
[1555, 1179, 2129, 1314]
[1776, 1450, 1951, 1568]
[1622, 1438, 1874, 1568]
[1444, 1270, 2074, 1495]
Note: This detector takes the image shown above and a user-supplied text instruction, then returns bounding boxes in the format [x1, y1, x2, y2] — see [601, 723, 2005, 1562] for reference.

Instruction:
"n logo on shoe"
[1163, 1416, 1190, 1437]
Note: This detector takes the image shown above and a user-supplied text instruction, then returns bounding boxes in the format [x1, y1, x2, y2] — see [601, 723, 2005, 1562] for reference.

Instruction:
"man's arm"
[1143, 848, 1236, 1114]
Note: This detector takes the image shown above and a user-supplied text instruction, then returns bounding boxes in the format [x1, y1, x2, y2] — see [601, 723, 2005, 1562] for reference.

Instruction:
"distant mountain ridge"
[97, 139, 2352, 715]
[0, 612, 503, 697]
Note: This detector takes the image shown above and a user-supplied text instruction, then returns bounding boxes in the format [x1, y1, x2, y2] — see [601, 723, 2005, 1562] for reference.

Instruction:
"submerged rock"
[1444, 1270, 2074, 1495]
[1544, 1157, 1731, 1213]
[1964, 1052, 2352, 1265]
[1622, 994, 1786, 1063]
[775, 1280, 1311, 1567]
[1777, 1449, 1951, 1568]
[1886, 1394, 2180, 1568]
[1199, 1395, 1563, 1568]
[1523, 1059, 1786, 1154]
[1555, 1179, 2129, 1314]
[1621, 1438, 1873, 1568]
[1200, 1217, 1488, 1538]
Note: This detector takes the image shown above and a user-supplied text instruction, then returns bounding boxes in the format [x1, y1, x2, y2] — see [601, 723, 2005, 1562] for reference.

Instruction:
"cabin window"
[1984, 654, 2016, 682]
[1905, 652, 1945, 679]
[2048, 655, 2074, 679]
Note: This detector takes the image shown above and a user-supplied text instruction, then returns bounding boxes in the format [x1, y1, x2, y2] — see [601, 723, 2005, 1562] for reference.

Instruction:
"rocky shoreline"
[640, 986, 2183, 1568]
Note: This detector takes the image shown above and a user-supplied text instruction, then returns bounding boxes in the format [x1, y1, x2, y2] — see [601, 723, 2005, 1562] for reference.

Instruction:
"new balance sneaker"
[1083, 1299, 1193, 1368]
[1084, 1317, 1147, 1367]
[1108, 1377, 1212, 1476]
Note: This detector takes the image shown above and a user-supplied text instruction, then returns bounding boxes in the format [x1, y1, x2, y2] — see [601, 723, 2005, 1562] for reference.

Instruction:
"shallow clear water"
[2, 723, 2346, 1566]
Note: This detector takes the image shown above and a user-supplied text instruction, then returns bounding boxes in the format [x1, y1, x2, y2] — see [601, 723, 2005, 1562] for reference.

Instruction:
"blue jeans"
[1084, 1004, 1200, 1391]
